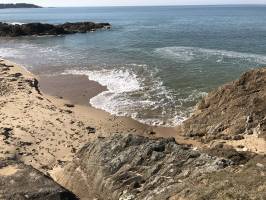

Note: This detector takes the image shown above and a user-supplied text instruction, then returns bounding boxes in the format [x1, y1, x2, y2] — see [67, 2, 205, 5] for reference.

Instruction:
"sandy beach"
[0, 59, 202, 177]
[1, 58, 266, 200]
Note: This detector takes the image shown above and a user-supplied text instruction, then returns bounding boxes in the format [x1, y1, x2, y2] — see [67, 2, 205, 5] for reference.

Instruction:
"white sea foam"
[0, 44, 79, 67]
[155, 46, 266, 64]
[179, 90, 208, 103]
[64, 65, 197, 127]
[7, 22, 25, 25]
[0, 47, 27, 59]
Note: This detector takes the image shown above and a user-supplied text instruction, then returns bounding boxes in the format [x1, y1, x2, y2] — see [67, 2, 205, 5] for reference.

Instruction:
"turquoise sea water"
[1, 5, 266, 126]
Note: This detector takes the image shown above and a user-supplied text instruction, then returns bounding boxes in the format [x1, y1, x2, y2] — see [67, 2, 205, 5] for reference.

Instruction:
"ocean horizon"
[1, 5, 266, 126]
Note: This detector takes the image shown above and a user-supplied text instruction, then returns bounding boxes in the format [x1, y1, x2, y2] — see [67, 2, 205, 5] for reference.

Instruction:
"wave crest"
[64, 64, 203, 127]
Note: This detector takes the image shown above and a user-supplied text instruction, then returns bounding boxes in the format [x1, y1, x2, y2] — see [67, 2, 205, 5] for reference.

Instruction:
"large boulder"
[0, 159, 78, 200]
[181, 67, 266, 142]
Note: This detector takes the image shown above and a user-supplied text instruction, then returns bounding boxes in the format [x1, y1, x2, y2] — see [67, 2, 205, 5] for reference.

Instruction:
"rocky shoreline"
[0, 59, 265, 199]
[0, 22, 111, 37]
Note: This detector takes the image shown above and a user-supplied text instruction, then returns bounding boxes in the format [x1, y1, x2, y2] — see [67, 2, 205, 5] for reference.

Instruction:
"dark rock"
[0, 63, 14, 68]
[8, 73, 22, 78]
[0, 159, 78, 200]
[19, 141, 33, 146]
[237, 145, 245, 149]
[0, 3, 41, 9]
[25, 78, 41, 94]
[64, 104, 75, 108]
[37, 96, 44, 100]
[0, 21, 111, 37]
[64, 110, 73, 114]
[221, 135, 232, 140]
[232, 135, 245, 140]
[1, 127, 13, 140]
[86, 126, 96, 134]
[59, 22, 111, 33]
[55, 134, 233, 200]
[149, 131, 156, 135]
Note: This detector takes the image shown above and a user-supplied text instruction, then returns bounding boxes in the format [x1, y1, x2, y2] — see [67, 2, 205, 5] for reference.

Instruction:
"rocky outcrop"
[60, 22, 111, 33]
[0, 21, 111, 37]
[0, 159, 78, 200]
[0, 3, 41, 9]
[181, 67, 266, 142]
[53, 134, 262, 200]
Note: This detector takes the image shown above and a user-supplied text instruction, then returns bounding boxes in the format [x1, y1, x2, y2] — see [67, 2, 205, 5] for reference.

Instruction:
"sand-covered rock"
[52, 134, 266, 200]
[181, 67, 266, 143]
[0, 159, 77, 199]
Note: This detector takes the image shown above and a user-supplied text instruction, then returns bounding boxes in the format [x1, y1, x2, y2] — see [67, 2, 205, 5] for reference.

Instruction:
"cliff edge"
[181, 67, 266, 150]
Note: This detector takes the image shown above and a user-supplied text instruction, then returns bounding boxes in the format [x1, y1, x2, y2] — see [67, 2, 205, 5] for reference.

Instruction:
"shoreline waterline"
[1, 58, 194, 142]
[63, 68, 191, 127]
[39, 70, 188, 128]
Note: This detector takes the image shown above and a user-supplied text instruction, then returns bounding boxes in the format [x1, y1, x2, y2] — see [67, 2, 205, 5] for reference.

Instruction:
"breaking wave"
[64, 64, 206, 127]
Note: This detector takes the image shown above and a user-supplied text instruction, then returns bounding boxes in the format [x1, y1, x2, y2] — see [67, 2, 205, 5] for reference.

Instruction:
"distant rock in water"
[60, 22, 111, 33]
[181, 67, 266, 142]
[0, 160, 78, 200]
[0, 21, 111, 37]
[0, 3, 41, 9]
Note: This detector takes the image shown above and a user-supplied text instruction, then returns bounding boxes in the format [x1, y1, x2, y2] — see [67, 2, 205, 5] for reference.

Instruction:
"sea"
[1, 5, 266, 126]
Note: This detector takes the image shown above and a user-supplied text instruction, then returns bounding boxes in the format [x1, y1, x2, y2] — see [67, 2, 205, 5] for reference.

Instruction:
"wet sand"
[39, 74, 107, 106]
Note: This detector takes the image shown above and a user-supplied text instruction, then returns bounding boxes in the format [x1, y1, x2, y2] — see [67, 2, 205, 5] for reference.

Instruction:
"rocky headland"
[0, 3, 41, 9]
[0, 59, 265, 199]
[0, 22, 111, 37]
[181, 67, 266, 153]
